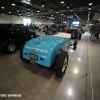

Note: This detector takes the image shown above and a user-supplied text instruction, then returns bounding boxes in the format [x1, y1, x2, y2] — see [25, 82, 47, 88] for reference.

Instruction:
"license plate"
[29, 54, 38, 60]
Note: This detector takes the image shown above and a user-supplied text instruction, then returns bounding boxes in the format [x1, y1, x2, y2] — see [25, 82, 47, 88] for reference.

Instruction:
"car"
[62, 27, 70, 33]
[69, 28, 79, 39]
[0, 25, 36, 53]
[20, 33, 77, 78]
[45, 26, 60, 35]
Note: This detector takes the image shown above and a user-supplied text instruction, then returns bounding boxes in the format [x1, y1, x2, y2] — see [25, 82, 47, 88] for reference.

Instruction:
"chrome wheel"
[62, 57, 67, 72]
[8, 44, 16, 52]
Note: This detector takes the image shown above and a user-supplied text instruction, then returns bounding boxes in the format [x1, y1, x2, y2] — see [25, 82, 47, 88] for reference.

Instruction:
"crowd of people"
[89, 24, 100, 41]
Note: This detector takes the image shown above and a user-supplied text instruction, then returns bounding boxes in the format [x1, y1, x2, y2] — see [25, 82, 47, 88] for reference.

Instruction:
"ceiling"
[0, 0, 100, 23]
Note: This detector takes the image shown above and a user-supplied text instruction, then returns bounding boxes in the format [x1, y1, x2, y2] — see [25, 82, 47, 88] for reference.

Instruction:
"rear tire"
[20, 49, 30, 63]
[3, 41, 17, 54]
[54, 51, 69, 78]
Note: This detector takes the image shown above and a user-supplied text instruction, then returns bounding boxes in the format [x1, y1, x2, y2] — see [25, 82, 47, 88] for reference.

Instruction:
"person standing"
[29, 23, 36, 38]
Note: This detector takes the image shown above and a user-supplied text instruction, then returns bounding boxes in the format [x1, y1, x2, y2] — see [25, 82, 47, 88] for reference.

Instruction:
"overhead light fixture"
[88, 12, 91, 13]
[41, 1, 44, 7]
[12, 3, 15, 6]
[9, 12, 11, 13]
[1, 7, 5, 9]
[45, 12, 47, 14]
[2, 13, 4, 15]
[89, 3, 93, 5]
[67, 3, 69, 8]
[61, 13, 64, 15]
[61, 0, 64, 3]
[17, 8, 19, 12]
[27, 0, 31, 1]
[88, 14, 90, 16]
[70, 8, 73, 12]
[88, 5, 92, 10]
[88, 7, 91, 10]
[37, 9, 40, 12]
[19, 14, 21, 15]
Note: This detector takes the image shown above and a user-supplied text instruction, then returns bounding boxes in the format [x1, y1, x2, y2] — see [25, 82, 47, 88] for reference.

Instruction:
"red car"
[62, 27, 70, 32]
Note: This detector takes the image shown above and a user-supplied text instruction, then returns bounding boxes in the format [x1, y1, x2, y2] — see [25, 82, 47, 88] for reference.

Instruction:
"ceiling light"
[17, 8, 19, 12]
[12, 4, 15, 6]
[61, 14, 64, 15]
[89, 3, 93, 5]
[27, 0, 31, 1]
[67, 3, 69, 8]
[41, 1, 44, 7]
[88, 12, 91, 13]
[61, 0, 64, 3]
[2, 13, 4, 15]
[37, 9, 40, 12]
[45, 12, 47, 14]
[9, 12, 11, 13]
[19, 14, 21, 15]
[71, 8, 73, 12]
[88, 5, 91, 10]
[88, 8, 91, 10]
[1, 7, 5, 9]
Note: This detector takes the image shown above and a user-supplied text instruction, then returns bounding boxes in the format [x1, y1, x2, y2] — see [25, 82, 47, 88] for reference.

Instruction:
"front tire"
[55, 51, 69, 78]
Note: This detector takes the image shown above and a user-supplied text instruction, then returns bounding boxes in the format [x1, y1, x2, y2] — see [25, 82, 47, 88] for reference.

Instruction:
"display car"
[20, 33, 77, 78]
[0, 25, 36, 53]
[62, 27, 70, 33]
[45, 26, 60, 35]
[69, 28, 79, 39]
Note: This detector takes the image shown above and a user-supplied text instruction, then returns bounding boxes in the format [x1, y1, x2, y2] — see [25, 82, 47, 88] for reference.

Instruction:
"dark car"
[0, 25, 35, 53]
[69, 29, 79, 39]
[45, 26, 60, 35]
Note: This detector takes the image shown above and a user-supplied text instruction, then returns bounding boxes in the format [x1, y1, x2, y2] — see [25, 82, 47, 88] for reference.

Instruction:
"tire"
[54, 51, 69, 78]
[79, 34, 82, 40]
[3, 41, 17, 53]
[73, 39, 78, 50]
[20, 49, 30, 63]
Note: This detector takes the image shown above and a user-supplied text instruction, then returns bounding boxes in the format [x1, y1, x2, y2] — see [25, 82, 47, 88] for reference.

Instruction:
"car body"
[62, 27, 70, 32]
[0, 25, 35, 53]
[45, 27, 60, 35]
[20, 33, 71, 78]
[69, 28, 79, 39]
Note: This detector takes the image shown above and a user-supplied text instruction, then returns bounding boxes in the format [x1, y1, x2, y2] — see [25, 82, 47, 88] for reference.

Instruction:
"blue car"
[45, 27, 60, 35]
[20, 33, 73, 78]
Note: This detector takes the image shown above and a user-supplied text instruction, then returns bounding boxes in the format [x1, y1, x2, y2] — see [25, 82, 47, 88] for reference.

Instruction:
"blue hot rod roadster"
[20, 33, 76, 78]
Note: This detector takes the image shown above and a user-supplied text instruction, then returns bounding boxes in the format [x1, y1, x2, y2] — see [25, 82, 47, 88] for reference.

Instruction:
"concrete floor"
[0, 32, 100, 100]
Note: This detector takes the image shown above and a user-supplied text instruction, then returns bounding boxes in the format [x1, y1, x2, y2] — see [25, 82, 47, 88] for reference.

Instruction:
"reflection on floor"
[0, 32, 100, 100]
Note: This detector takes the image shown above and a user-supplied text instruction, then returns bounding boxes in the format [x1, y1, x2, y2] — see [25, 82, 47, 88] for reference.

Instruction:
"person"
[28, 23, 36, 38]
[90, 25, 96, 41]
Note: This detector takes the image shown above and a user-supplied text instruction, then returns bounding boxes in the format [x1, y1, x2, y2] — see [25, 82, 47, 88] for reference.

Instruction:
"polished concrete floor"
[0, 32, 100, 100]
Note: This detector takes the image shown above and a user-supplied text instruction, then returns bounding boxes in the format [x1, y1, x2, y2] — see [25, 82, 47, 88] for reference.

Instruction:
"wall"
[0, 14, 53, 25]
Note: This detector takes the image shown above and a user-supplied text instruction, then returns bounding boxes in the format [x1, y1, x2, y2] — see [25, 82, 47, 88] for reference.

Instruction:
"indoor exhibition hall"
[0, 0, 100, 100]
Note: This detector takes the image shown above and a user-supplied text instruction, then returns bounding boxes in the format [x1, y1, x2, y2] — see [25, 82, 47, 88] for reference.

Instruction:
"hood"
[24, 36, 66, 55]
